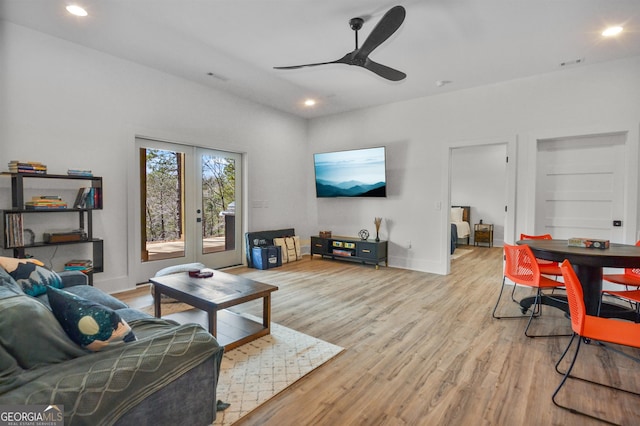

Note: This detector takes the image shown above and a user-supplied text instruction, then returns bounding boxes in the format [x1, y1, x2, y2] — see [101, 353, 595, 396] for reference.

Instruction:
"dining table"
[516, 239, 640, 321]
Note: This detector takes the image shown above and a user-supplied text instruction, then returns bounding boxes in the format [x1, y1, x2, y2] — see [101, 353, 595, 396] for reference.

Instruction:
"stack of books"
[25, 196, 67, 210]
[67, 169, 93, 177]
[8, 161, 47, 174]
[64, 259, 93, 274]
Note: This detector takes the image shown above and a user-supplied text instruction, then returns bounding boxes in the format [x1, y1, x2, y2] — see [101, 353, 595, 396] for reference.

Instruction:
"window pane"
[201, 154, 235, 254]
[141, 148, 185, 261]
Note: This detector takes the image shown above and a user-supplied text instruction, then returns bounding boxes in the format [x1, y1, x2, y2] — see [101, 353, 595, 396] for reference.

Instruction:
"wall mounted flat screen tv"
[314, 146, 387, 197]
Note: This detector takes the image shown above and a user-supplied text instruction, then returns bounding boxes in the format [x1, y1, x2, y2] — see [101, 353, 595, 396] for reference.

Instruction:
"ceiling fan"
[274, 5, 406, 81]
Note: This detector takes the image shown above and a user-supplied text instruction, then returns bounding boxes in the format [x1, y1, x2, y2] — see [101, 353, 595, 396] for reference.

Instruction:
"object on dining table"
[567, 238, 610, 249]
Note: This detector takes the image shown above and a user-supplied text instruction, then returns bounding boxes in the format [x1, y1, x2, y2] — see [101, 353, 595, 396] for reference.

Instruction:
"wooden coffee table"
[150, 269, 278, 350]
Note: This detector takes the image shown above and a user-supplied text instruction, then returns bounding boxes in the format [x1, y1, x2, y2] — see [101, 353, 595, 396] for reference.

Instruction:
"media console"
[311, 236, 388, 269]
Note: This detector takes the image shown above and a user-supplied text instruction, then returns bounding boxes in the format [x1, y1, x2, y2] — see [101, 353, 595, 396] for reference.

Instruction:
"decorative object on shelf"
[358, 229, 370, 240]
[319, 230, 332, 238]
[24, 229, 35, 246]
[374, 217, 383, 242]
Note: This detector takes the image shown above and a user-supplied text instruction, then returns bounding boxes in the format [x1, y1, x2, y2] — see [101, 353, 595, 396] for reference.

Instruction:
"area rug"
[451, 248, 473, 259]
[213, 315, 344, 425]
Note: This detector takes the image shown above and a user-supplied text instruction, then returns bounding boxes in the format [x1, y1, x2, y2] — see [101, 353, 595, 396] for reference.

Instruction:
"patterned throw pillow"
[46, 286, 137, 351]
[0, 256, 63, 297]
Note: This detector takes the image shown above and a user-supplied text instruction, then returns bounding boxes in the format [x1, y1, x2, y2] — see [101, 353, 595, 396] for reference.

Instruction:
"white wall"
[0, 22, 308, 293]
[3, 20, 640, 286]
[307, 55, 640, 273]
[451, 144, 507, 246]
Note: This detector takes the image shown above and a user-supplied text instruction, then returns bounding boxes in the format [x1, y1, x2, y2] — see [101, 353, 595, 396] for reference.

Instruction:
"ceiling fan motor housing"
[349, 17, 364, 31]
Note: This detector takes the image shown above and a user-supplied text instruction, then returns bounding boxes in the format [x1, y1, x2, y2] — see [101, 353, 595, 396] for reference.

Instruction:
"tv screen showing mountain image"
[314, 147, 387, 198]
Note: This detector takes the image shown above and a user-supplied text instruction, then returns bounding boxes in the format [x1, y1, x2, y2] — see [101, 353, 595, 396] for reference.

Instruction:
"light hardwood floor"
[117, 247, 640, 425]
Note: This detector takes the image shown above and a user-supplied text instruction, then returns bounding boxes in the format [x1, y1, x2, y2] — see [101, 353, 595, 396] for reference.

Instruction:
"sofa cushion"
[116, 307, 155, 323]
[0, 256, 63, 297]
[38, 284, 129, 311]
[0, 294, 87, 368]
[0, 341, 23, 384]
[0, 267, 24, 299]
[47, 287, 137, 351]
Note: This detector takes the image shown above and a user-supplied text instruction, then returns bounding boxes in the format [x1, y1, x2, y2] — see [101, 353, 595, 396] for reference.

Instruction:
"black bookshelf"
[2, 173, 104, 285]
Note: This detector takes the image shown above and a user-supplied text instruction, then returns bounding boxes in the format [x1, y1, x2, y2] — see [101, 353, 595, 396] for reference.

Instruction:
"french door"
[133, 138, 242, 283]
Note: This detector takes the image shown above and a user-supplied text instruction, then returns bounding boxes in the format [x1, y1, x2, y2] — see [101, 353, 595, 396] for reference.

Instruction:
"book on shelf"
[73, 187, 102, 209]
[64, 259, 93, 274]
[25, 196, 67, 210]
[4, 213, 24, 248]
[67, 169, 93, 177]
[8, 160, 47, 174]
[33, 195, 63, 200]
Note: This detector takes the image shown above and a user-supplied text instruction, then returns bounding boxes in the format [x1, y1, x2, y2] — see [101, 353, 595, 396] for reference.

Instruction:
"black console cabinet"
[311, 236, 388, 269]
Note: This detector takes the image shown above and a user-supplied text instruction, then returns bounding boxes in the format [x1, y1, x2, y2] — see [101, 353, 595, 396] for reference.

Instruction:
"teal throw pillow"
[46, 286, 136, 351]
[7, 262, 63, 297]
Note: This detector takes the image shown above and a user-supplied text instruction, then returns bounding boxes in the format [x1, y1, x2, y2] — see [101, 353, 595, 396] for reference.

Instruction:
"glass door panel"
[196, 148, 242, 267]
[141, 147, 186, 262]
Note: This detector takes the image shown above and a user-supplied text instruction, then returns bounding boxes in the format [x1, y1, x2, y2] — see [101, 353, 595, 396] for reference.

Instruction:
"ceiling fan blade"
[274, 53, 351, 70]
[356, 5, 406, 59]
[362, 58, 406, 81]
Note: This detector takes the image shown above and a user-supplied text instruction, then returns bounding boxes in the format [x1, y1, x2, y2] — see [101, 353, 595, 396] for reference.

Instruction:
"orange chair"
[492, 243, 569, 337]
[555, 260, 640, 423]
[599, 288, 640, 321]
[520, 233, 563, 278]
[601, 240, 640, 311]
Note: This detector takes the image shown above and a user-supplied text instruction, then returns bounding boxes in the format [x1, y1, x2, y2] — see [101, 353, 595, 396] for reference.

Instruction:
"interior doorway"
[451, 144, 508, 246]
[446, 137, 516, 274]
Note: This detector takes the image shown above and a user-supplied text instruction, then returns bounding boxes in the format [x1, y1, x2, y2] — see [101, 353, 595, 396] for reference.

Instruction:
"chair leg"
[492, 276, 509, 319]
[510, 281, 519, 303]
[493, 277, 537, 319]
[524, 289, 572, 338]
[553, 335, 640, 424]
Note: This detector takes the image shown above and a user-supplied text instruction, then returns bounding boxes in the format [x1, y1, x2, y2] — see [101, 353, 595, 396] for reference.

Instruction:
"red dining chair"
[601, 240, 640, 311]
[520, 233, 563, 278]
[492, 243, 569, 338]
[555, 260, 640, 424]
[599, 288, 640, 321]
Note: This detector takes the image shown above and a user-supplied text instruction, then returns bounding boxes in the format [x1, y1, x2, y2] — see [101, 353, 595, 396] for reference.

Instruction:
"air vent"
[206, 72, 229, 82]
[560, 58, 585, 67]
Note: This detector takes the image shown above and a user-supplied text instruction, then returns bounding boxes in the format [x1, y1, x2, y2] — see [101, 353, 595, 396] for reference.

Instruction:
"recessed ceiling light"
[66, 5, 88, 17]
[304, 99, 317, 107]
[602, 26, 623, 37]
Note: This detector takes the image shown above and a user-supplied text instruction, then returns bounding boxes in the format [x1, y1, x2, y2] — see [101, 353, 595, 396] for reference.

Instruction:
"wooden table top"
[518, 239, 640, 268]
[149, 269, 278, 309]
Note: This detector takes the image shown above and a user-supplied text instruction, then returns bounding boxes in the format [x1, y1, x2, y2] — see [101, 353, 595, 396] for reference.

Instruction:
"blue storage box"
[251, 245, 282, 270]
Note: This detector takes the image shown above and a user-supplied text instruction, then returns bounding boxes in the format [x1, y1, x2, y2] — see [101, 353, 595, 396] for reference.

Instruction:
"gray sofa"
[0, 266, 224, 426]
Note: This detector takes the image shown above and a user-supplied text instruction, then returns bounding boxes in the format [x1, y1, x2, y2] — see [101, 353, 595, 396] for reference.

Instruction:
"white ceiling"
[2, 0, 639, 119]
